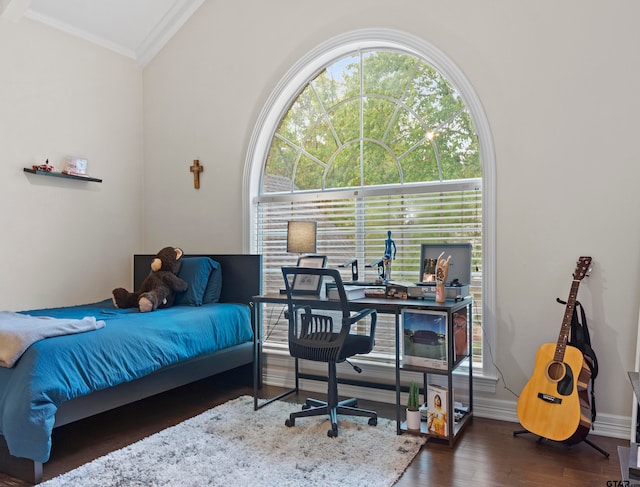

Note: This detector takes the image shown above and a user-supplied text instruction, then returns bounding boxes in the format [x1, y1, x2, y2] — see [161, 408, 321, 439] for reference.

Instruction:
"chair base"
[285, 397, 378, 437]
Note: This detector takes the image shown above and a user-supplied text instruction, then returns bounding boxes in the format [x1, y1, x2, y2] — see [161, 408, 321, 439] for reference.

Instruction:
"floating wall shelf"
[23, 168, 102, 183]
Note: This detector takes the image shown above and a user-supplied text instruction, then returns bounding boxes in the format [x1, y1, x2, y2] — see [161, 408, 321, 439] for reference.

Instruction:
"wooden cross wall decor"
[190, 160, 203, 189]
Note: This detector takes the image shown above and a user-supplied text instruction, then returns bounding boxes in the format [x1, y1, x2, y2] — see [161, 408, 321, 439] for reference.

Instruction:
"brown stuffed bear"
[112, 247, 188, 312]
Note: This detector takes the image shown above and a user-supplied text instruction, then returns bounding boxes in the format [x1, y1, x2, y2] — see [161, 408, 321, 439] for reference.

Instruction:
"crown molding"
[15, 0, 204, 67]
[25, 7, 136, 59]
[1, 0, 31, 22]
[135, 0, 205, 68]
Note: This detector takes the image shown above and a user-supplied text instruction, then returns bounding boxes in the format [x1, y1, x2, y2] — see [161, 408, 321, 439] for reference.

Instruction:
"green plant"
[407, 381, 420, 411]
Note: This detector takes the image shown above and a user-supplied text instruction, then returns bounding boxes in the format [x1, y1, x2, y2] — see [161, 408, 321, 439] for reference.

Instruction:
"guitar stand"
[513, 429, 610, 458]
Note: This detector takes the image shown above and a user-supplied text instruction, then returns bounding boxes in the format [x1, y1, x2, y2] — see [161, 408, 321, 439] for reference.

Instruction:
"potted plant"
[406, 381, 422, 430]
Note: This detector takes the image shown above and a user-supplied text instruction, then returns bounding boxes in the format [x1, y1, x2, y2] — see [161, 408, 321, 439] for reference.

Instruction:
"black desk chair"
[281, 266, 378, 437]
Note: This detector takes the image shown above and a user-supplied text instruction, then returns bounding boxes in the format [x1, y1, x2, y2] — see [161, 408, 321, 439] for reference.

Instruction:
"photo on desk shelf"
[452, 307, 469, 365]
[427, 384, 449, 438]
[401, 309, 447, 369]
[291, 255, 327, 295]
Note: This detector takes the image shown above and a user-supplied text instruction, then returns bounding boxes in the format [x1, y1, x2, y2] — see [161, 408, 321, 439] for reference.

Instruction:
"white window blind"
[254, 181, 483, 364]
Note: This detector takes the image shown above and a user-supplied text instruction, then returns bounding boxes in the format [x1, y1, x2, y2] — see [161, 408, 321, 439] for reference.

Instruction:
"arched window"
[245, 29, 496, 377]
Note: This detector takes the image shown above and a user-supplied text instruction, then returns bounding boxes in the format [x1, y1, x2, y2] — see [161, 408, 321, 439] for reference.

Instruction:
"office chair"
[281, 266, 378, 437]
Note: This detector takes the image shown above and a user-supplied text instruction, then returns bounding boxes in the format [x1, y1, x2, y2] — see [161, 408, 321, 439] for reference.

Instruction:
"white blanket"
[0, 311, 106, 368]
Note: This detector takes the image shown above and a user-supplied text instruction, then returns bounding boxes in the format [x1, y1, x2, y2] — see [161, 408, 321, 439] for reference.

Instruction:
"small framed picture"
[401, 308, 448, 370]
[292, 255, 327, 295]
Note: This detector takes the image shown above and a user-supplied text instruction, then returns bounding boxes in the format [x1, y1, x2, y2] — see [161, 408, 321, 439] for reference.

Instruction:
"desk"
[251, 293, 473, 444]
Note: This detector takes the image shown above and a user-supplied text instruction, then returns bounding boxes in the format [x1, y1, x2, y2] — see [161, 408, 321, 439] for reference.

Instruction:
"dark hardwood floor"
[0, 369, 630, 486]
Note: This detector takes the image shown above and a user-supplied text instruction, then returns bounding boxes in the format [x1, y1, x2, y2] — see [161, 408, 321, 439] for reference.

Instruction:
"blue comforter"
[0, 299, 253, 463]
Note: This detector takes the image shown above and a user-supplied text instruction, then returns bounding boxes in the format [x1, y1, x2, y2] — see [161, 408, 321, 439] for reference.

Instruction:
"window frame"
[243, 28, 496, 379]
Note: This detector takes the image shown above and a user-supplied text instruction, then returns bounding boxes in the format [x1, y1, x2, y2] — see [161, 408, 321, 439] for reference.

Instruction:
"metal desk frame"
[251, 293, 473, 442]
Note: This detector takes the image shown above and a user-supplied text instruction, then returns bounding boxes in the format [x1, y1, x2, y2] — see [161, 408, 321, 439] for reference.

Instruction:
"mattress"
[0, 299, 252, 462]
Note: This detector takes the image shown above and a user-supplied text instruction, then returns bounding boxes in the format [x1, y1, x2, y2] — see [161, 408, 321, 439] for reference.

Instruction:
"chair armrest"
[348, 308, 377, 337]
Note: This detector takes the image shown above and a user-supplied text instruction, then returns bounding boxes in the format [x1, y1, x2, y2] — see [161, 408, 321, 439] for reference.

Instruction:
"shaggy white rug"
[40, 395, 425, 486]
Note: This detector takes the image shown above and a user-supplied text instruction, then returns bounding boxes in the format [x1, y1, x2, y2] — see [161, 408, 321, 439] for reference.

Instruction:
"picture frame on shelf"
[291, 255, 327, 295]
[401, 308, 448, 370]
[427, 384, 449, 438]
[452, 307, 469, 366]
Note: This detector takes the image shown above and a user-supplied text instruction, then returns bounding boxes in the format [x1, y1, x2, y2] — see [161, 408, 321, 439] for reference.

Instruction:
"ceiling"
[1, 0, 205, 67]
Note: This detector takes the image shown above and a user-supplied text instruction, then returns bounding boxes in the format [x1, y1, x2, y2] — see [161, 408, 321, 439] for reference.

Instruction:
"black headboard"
[133, 254, 262, 306]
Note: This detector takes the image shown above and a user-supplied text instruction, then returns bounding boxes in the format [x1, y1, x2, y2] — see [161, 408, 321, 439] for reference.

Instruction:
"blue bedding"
[0, 299, 253, 463]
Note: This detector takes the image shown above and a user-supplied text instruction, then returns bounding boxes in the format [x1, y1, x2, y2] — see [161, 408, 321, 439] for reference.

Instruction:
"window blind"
[254, 180, 483, 364]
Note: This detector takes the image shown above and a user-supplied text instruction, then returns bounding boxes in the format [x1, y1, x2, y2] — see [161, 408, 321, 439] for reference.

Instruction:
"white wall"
[0, 0, 637, 436]
[144, 0, 640, 430]
[0, 18, 144, 311]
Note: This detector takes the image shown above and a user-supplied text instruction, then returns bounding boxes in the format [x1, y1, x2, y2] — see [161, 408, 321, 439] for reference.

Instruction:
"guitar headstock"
[573, 256, 592, 280]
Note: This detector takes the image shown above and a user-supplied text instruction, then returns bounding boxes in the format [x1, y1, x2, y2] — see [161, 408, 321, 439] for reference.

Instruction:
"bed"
[0, 253, 261, 484]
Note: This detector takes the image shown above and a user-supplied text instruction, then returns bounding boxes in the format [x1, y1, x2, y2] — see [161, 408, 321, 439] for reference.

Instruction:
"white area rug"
[41, 395, 425, 486]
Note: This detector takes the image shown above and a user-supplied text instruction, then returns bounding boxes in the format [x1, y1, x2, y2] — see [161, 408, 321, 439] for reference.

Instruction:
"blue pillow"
[174, 257, 216, 306]
[203, 260, 222, 303]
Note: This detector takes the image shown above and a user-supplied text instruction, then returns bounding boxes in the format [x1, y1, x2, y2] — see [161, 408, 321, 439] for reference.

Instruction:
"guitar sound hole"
[547, 361, 565, 382]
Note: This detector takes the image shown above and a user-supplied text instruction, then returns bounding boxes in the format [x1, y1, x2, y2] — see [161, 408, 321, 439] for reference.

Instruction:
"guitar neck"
[554, 279, 581, 362]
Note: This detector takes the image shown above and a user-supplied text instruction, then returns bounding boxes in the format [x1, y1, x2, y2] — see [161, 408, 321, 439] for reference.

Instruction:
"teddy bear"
[112, 246, 188, 312]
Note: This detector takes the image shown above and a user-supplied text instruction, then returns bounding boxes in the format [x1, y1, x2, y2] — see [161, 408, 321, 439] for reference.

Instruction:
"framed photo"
[401, 308, 448, 369]
[291, 255, 327, 295]
[452, 307, 469, 365]
[427, 384, 449, 438]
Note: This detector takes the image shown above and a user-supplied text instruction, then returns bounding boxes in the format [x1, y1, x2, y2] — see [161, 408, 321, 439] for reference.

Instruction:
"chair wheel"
[285, 417, 295, 427]
[368, 417, 377, 426]
[328, 426, 338, 438]
[302, 403, 310, 410]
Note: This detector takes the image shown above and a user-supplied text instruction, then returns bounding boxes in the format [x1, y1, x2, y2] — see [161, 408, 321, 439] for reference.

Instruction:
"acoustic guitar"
[516, 256, 592, 443]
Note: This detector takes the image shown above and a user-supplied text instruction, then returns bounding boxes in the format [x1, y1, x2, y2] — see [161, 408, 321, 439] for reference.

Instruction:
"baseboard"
[261, 352, 630, 440]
